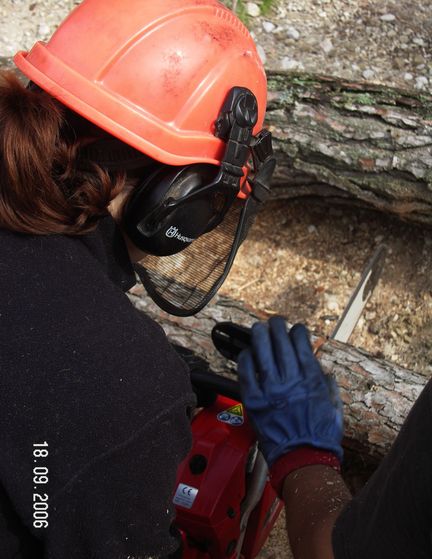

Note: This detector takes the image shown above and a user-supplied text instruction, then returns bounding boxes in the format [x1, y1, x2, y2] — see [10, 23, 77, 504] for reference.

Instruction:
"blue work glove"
[237, 317, 343, 467]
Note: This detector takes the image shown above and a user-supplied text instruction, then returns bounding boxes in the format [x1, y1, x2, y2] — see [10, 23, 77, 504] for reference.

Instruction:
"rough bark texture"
[130, 289, 428, 461]
[266, 71, 432, 226]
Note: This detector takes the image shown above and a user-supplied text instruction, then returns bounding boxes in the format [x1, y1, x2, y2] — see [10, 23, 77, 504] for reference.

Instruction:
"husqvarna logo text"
[165, 226, 195, 244]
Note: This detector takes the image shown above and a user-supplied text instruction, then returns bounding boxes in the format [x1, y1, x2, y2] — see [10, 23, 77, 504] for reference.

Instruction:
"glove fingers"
[237, 348, 264, 402]
[289, 323, 325, 388]
[268, 316, 302, 384]
[251, 321, 280, 386]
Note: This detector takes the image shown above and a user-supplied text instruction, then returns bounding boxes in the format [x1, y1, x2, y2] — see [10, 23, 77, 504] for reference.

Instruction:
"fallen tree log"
[130, 288, 428, 461]
[266, 71, 432, 226]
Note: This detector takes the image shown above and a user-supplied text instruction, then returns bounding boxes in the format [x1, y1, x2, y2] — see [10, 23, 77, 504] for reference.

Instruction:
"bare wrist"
[282, 465, 351, 559]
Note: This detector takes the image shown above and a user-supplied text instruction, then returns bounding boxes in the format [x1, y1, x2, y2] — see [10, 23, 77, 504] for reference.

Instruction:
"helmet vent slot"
[214, 7, 250, 38]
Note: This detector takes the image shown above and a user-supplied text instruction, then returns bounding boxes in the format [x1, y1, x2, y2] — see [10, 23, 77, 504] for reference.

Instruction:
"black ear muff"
[123, 163, 222, 256]
[122, 87, 259, 261]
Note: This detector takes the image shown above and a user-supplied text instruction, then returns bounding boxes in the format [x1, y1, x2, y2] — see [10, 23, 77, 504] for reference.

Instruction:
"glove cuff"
[269, 446, 341, 498]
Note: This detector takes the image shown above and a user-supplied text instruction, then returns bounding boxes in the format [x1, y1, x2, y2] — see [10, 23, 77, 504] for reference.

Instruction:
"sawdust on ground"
[222, 200, 432, 376]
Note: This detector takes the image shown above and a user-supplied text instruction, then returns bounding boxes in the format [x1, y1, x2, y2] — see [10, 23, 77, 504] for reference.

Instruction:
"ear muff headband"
[122, 87, 259, 257]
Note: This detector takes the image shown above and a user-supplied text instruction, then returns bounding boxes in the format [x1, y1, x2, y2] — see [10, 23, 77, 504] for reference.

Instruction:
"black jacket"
[0, 217, 195, 558]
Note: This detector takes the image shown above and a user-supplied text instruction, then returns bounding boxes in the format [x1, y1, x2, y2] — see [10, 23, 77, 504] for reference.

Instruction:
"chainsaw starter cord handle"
[237, 317, 344, 468]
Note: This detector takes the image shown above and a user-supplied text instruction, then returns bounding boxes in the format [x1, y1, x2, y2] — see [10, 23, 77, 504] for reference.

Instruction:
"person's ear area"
[108, 179, 137, 223]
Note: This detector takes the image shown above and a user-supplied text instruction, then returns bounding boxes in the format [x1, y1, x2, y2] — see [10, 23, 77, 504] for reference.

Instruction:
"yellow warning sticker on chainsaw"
[227, 404, 243, 416]
[217, 403, 244, 426]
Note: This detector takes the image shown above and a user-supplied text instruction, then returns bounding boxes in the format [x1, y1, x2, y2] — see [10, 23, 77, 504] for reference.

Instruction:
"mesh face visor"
[134, 130, 276, 316]
[135, 197, 251, 315]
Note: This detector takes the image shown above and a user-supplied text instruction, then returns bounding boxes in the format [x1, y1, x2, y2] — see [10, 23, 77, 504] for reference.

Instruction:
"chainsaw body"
[174, 393, 283, 558]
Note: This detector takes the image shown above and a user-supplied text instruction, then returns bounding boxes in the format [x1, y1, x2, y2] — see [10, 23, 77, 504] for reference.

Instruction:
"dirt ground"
[249, 0, 432, 91]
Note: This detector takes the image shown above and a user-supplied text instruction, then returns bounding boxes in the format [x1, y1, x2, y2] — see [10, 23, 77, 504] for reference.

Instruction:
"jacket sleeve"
[332, 379, 432, 559]
[0, 243, 195, 558]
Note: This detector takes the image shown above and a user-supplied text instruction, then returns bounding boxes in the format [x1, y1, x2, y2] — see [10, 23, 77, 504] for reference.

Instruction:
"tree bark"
[266, 71, 432, 226]
[130, 289, 428, 461]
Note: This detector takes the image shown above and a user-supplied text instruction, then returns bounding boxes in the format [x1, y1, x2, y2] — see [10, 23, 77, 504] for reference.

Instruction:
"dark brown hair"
[0, 71, 125, 235]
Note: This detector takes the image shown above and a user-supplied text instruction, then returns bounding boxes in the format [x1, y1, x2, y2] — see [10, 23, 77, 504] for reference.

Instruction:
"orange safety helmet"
[14, 0, 267, 167]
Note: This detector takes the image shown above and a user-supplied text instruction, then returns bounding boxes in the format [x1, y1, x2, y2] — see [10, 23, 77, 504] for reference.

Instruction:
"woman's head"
[2, 0, 267, 238]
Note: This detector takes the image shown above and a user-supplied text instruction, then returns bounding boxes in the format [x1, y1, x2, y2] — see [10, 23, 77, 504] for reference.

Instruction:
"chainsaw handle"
[171, 342, 242, 404]
[190, 370, 241, 402]
[211, 322, 252, 362]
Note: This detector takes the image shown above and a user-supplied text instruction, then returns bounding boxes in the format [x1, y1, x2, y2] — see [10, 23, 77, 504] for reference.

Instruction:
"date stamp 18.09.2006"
[32, 442, 49, 529]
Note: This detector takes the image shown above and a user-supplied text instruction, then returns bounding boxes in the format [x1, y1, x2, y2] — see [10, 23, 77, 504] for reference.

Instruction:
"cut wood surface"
[130, 289, 428, 461]
[266, 71, 432, 226]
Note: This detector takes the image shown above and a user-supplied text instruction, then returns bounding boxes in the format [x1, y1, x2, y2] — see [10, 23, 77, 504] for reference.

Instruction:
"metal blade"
[331, 244, 387, 343]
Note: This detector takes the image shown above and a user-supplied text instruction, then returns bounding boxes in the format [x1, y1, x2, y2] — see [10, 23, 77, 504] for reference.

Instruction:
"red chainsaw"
[173, 244, 386, 558]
